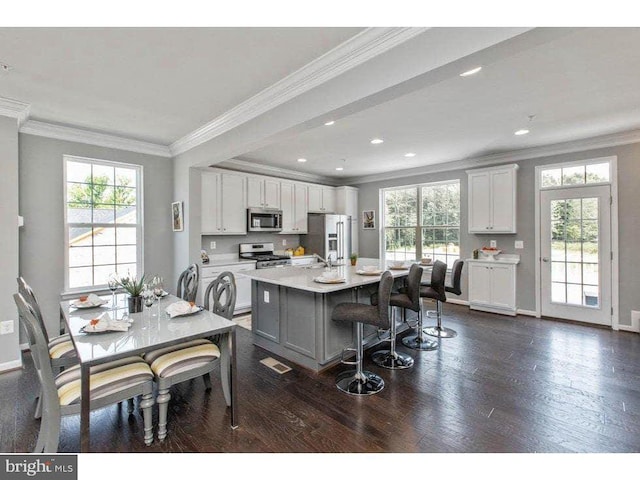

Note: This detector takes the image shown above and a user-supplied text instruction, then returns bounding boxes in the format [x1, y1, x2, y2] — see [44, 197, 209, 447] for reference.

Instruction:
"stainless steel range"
[239, 242, 291, 269]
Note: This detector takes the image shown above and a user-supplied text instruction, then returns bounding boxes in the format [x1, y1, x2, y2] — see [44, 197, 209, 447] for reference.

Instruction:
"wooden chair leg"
[140, 393, 155, 446]
[157, 387, 171, 442]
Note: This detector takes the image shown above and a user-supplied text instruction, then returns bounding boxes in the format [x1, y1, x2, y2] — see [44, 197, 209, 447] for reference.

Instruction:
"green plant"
[117, 273, 146, 297]
[350, 253, 358, 261]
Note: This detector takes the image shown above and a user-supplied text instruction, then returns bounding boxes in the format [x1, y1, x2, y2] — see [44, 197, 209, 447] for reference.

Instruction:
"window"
[64, 156, 142, 291]
[383, 180, 460, 267]
[540, 161, 610, 189]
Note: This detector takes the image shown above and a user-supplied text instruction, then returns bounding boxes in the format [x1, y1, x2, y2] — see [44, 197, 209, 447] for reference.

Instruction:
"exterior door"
[540, 185, 611, 325]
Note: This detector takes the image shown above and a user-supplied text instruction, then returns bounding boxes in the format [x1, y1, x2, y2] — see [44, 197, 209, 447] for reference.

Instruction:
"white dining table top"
[60, 293, 235, 364]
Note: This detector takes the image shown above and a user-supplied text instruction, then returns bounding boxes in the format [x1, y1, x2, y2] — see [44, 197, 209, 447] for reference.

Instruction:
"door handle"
[542, 257, 549, 262]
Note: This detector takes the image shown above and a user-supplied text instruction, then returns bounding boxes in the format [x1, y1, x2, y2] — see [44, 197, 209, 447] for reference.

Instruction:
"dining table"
[59, 292, 238, 452]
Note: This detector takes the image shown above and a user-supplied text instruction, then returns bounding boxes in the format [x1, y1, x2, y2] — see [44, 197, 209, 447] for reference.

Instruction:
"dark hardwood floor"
[2, 304, 640, 453]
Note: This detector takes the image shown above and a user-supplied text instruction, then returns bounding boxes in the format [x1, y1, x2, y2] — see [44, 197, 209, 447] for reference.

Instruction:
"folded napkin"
[84, 312, 130, 332]
[76, 293, 105, 306]
[165, 301, 200, 318]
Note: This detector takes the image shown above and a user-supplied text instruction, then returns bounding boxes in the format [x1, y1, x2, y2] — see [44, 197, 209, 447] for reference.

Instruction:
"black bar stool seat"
[332, 271, 394, 396]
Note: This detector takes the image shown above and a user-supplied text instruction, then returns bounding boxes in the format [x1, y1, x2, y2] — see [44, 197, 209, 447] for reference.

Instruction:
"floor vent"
[260, 357, 292, 374]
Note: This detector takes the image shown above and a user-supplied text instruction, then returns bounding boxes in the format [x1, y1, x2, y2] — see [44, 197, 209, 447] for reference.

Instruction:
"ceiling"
[238, 28, 640, 180]
[0, 27, 363, 144]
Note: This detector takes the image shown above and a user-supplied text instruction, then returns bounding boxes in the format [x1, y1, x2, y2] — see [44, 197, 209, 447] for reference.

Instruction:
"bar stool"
[331, 271, 394, 396]
[370, 264, 421, 369]
[424, 259, 464, 339]
[402, 260, 447, 350]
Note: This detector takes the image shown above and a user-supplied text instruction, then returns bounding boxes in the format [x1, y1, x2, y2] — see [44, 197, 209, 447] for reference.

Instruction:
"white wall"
[19, 134, 174, 338]
[0, 116, 21, 369]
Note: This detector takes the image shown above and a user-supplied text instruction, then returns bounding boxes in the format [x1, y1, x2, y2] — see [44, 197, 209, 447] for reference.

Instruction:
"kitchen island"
[242, 264, 412, 372]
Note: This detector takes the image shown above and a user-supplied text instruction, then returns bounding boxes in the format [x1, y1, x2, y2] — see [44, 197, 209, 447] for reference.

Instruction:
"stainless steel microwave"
[247, 208, 283, 232]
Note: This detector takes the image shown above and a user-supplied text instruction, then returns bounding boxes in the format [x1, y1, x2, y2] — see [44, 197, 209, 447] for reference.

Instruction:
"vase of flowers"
[117, 273, 146, 313]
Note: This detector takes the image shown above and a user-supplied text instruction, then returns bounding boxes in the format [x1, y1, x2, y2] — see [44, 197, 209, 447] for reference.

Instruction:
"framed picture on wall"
[362, 210, 375, 229]
[172, 201, 184, 232]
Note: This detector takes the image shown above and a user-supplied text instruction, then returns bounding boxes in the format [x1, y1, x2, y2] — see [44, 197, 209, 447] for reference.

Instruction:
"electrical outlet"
[0, 320, 14, 335]
[515, 240, 524, 249]
[489, 240, 497, 248]
[263, 290, 270, 303]
[282, 239, 287, 246]
[210, 241, 216, 250]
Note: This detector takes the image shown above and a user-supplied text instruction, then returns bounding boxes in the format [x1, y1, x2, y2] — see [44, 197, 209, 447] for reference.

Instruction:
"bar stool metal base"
[335, 370, 384, 396]
[371, 350, 414, 369]
[424, 325, 457, 338]
[401, 334, 438, 350]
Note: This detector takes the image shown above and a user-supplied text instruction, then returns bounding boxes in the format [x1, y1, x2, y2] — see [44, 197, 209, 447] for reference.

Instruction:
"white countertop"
[242, 264, 410, 293]
[466, 254, 520, 265]
[201, 254, 257, 267]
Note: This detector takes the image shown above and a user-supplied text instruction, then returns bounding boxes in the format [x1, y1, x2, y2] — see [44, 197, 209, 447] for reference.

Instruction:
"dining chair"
[17, 277, 78, 419]
[142, 271, 234, 442]
[176, 264, 199, 302]
[14, 293, 155, 452]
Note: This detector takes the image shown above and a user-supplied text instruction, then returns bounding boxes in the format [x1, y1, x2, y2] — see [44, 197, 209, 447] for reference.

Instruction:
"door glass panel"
[548, 196, 600, 307]
[586, 163, 610, 183]
[542, 169, 562, 188]
[563, 166, 585, 185]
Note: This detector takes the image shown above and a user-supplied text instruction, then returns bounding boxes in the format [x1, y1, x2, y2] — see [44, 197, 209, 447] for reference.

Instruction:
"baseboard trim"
[618, 324, 640, 333]
[516, 309, 539, 317]
[0, 358, 23, 373]
[446, 298, 469, 306]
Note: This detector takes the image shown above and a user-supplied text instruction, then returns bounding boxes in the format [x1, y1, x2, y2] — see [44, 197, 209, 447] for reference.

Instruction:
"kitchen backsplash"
[201, 233, 302, 255]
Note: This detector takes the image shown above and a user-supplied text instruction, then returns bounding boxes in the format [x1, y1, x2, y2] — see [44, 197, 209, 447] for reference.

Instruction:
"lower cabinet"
[468, 260, 517, 316]
[199, 263, 256, 314]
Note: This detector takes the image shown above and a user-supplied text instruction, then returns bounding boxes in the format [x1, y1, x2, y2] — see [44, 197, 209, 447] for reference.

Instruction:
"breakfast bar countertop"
[242, 263, 410, 293]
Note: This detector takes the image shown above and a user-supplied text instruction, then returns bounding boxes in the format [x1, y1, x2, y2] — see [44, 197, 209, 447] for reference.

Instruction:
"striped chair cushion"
[143, 339, 220, 379]
[48, 334, 76, 359]
[55, 356, 153, 406]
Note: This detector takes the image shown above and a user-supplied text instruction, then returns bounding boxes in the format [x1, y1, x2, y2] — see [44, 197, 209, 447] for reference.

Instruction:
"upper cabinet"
[201, 171, 247, 235]
[308, 185, 336, 213]
[467, 164, 518, 234]
[280, 181, 308, 234]
[247, 176, 281, 209]
[335, 186, 359, 254]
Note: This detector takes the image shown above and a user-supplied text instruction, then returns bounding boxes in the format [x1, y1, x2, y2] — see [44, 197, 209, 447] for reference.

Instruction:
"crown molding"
[342, 128, 640, 185]
[170, 27, 429, 157]
[20, 120, 172, 158]
[218, 158, 340, 186]
[0, 96, 31, 128]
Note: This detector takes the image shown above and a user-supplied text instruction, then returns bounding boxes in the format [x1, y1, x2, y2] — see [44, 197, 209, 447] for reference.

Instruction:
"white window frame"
[534, 155, 619, 329]
[63, 155, 144, 294]
[379, 179, 461, 266]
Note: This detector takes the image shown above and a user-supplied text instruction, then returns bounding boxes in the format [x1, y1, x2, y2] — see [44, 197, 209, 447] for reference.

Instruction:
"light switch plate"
[210, 241, 216, 250]
[264, 291, 270, 303]
[0, 320, 14, 335]
[282, 239, 287, 246]
[515, 240, 524, 249]
[489, 240, 497, 248]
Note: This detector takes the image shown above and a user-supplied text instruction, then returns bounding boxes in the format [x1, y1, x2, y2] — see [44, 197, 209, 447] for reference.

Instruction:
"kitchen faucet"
[312, 253, 332, 268]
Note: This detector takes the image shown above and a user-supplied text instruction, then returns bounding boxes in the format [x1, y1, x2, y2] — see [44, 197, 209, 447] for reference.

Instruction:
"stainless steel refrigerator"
[302, 213, 351, 265]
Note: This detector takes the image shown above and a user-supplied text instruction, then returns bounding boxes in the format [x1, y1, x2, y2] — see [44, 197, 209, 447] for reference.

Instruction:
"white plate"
[71, 299, 109, 309]
[80, 322, 109, 333]
[356, 270, 382, 276]
[388, 265, 408, 270]
[313, 277, 346, 284]
[167, 306, 204, 318]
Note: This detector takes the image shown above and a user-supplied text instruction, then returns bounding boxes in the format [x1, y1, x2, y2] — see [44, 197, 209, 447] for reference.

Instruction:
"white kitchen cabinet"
[199, 262, 256, 314]
[467, 164, 518, 233]
[308, 185, 336, 213]
[201, 171, 247, 235]
[247, 176, 280, 209]
[467, 257, 519, 316]
[281, 181, 308, 234]
[335, 186, 359, 255]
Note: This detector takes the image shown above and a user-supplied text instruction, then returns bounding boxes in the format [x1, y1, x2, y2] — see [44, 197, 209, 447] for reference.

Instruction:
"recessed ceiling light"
[297, 158, 307, 163]
[370, 138, 384, 144]
[514, 129, 530, 136]
[460, 66, 482, 77]
[324, 120, 335, 126]
[404, 153, 416, 158]
[335, 167, 344, 171]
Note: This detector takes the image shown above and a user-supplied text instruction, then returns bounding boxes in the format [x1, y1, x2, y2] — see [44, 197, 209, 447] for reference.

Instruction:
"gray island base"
[243, 264, 413, 372]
